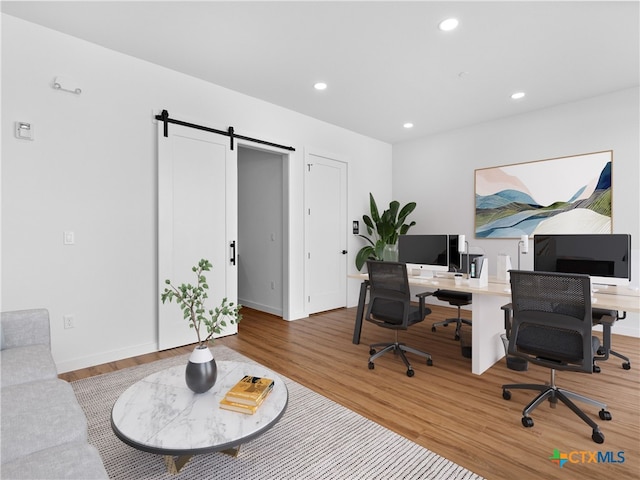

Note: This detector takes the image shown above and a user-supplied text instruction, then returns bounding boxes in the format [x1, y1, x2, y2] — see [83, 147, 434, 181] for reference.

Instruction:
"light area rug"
[72, 345, 484, 480]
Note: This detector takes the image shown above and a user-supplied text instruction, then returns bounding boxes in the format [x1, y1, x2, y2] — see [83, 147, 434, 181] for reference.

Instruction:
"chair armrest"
[501, 303, 513, 338]
[592, 308, 621, 326]
[415, 291, 434, 299]
[415, 291, 433, 318]
[596, 314, 617, 327]
[1, 309, 51, 350]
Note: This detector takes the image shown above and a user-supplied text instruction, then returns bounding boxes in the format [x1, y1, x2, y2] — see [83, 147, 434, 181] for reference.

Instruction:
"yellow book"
[219, 398, 259, 415]
[224, 375, 275, 406]
[220, 386, 273, 414]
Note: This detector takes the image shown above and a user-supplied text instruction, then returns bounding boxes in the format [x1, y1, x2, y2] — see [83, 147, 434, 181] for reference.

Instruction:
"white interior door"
[305, 152, 348, 314]
[158, 122, 238, 350]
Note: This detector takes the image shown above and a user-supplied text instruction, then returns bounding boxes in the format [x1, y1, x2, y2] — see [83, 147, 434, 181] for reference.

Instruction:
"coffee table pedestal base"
[164, 455, 193, 474]
[164, 446, 241, 474]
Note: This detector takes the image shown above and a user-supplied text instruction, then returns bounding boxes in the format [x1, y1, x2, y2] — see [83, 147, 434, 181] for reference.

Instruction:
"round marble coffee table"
[111, 360, 288, 473]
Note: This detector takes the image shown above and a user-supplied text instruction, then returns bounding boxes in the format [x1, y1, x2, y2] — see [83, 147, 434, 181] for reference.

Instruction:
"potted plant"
[161, 258, 242, 393]
[355, 193, 417, 271]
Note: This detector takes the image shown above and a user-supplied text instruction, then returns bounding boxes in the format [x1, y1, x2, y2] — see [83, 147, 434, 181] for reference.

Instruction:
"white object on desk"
[469, 258, 488, 287]
[496, 254, 512, 284]
[520, 234, 529, 253]
[458, 235, 466, 253]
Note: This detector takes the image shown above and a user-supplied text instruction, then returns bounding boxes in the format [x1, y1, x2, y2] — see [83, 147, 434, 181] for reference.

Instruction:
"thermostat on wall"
[15, 122, 34, 141]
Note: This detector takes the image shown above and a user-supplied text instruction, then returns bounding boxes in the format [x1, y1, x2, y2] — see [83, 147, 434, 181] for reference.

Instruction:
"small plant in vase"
[161, 258, 242, 393]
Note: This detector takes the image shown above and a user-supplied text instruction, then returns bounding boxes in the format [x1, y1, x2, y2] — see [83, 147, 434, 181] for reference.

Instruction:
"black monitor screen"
[534, 234, 631, 285]
[398, 235, 448, 267]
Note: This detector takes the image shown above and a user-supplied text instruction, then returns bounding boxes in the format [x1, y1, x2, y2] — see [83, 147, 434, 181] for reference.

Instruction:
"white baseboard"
[55, 341, 158, 374]
[238, 298, 283, 317]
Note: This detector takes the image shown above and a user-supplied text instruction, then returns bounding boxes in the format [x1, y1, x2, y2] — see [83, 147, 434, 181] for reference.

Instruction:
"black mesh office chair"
[366, 261, 434, 377]
[501, 270, 612, 444]
[430, 290, 472, 340]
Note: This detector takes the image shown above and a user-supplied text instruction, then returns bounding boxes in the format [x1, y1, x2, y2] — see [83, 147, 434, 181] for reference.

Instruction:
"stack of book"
[219, 375, 275, 414]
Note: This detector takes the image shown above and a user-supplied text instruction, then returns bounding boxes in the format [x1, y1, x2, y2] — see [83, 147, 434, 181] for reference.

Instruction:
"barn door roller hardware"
[155, 110, 295, 152]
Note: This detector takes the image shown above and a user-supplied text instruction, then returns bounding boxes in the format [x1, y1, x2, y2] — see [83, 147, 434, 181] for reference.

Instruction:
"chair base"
[594, 343, 631, 371]
[593, 310, 631, 371]
[594, 349, 631, 372]
[431, 317, 472, 340]
[502, 370, 611, 443]
[368, 341, 433, 377]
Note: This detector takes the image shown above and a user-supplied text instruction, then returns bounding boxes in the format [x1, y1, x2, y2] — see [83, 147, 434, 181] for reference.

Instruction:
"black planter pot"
[185, 345, 217, 393]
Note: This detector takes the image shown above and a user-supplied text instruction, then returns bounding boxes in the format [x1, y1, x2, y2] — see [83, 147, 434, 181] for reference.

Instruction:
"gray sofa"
[1, 309, 108, 479]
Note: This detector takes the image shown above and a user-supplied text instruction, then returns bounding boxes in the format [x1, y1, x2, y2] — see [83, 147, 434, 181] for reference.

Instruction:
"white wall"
[1, 15, 392, 372]
[237, 147, 284, 316]
[393, 87, 640, 336]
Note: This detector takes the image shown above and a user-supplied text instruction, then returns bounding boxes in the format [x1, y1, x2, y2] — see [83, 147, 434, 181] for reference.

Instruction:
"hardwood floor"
[60, 306, 640, 480]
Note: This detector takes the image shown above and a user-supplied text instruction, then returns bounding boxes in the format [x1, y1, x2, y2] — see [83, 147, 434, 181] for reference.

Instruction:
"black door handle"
[341, 250, 348, 254]
[230, 241, 236, 265]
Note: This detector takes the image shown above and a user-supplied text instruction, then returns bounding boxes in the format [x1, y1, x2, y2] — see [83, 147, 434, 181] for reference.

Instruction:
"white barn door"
[158, 122, 238, 350]
[305, 152, 348, 314]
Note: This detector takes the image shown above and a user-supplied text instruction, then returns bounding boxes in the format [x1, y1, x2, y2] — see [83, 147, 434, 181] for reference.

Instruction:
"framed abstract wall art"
[474, 150, 612, 238]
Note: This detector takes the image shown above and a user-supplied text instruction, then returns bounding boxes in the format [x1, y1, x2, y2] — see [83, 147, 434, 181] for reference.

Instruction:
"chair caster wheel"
[431, 326, 436, 332]
[368, 362, 375, 370]
[622, 362, 631, 370]
[426, 358, 433, 366]
[502, 389, 511, 400]
[599, 410, 612, 421]
[592, 429, 605, 444]
[454, 334, 460, 341]
[593, 365, 601, 373]
[406, 368, 414, 377]
[597, 347, 605, 355]
[369, 348, 376, 355]
[522, 417, 534, 428]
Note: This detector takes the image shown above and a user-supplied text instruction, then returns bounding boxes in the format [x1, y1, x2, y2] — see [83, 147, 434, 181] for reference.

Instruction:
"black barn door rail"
[155, 109, 295, 152]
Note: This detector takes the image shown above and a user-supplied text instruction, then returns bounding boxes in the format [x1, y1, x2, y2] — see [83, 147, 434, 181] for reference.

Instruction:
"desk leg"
[472, 294, 506, 375]
[353, 280, 369, 344]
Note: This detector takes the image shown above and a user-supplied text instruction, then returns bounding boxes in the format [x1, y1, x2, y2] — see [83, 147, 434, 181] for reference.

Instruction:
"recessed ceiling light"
[403, 123, 414, 129]
[511, 92, 526, 100]
[314, 82, 327, 91]
[438, 18, 459, 31]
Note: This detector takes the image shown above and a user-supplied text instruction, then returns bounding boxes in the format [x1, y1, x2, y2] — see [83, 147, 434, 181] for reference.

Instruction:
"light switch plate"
[63, 231, 75, 245]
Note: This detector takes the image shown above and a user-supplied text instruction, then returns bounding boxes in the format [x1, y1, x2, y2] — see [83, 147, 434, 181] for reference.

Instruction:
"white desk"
[350, 273, 640, 375]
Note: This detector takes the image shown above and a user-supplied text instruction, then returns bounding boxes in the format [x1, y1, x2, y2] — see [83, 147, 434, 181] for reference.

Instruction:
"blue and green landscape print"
[475, 152, 612, 238]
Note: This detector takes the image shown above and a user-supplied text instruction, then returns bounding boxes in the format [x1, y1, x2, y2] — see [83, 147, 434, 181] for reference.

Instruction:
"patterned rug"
[72, 345, 484, 479]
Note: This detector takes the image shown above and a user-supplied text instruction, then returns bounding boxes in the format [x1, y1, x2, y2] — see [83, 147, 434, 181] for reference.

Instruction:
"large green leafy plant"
[161, 259, 242, 346]
[355, 193, 417, 271]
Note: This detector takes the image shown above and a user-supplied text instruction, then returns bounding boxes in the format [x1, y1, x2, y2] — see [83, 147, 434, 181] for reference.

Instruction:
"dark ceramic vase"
[185, 345, 217, 393]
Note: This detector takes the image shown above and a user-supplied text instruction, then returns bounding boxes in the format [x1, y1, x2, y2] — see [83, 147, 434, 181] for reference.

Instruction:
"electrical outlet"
[63, 315, 74, 329]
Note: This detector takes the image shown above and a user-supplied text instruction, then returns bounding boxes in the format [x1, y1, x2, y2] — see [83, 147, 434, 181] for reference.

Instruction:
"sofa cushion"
[1, 379, 87, 464]
[1, 309, 51, 350]
[1, 344, 58, 387]
[0, 442, 108, 480]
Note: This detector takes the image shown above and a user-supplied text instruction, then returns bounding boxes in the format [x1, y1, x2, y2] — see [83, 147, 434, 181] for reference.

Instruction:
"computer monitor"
[533, 234, 631, 286]
[398, 234, 449, 275]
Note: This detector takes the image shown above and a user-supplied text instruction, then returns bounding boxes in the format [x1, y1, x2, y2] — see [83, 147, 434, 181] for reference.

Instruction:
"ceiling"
[2, 1, 639, 144]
